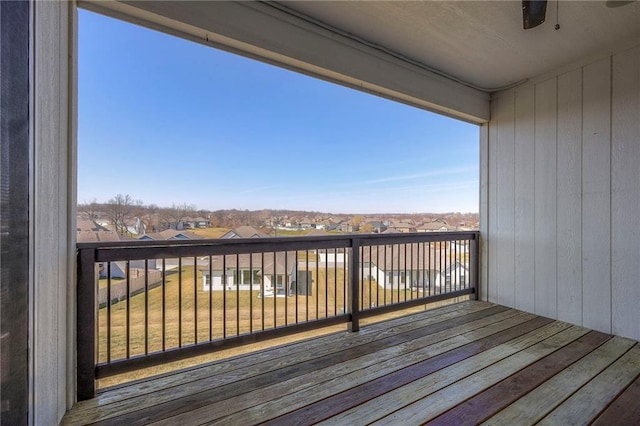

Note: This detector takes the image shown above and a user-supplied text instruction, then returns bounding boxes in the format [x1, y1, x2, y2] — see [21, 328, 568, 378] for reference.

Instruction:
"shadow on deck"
[62, 300, 640, 425]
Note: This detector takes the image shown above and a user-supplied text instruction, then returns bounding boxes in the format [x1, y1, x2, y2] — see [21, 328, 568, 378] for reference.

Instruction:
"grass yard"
[187, 227, 230, 239]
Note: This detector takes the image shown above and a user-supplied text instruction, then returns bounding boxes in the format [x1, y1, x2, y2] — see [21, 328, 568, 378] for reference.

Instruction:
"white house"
[317, 248, 347, 265]
[200, 252, 297, 296]
[361, 244, 446, 291]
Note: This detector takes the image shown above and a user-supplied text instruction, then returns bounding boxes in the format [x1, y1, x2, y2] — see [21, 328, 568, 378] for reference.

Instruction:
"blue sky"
[78, 10, 479, 214]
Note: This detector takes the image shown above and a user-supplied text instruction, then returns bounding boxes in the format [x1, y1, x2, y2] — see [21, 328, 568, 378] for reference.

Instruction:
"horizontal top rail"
[78, 231, 479, 262]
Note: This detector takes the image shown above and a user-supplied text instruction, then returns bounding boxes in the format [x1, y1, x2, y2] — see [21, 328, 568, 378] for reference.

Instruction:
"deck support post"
[470, 234, 479, 300]
[77, 248, 97, 400]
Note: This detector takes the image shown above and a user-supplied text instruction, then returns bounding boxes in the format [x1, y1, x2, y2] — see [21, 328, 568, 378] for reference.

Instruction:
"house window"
[271, 275, 285, 287]
[231, 269, 262, 285]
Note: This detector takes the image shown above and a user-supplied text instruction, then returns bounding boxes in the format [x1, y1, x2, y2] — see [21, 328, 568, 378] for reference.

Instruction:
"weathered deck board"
[591, 372, 640, 425]
[538, 343, 640, 425]
[369, 326, 593, 425]
[480, 336, 637, 425]
[425, 331, 611, 425]
[60, 301, 640, 426]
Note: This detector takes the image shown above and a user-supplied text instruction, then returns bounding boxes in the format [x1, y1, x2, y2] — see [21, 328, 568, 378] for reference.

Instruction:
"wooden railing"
[76, 231, 479, 399]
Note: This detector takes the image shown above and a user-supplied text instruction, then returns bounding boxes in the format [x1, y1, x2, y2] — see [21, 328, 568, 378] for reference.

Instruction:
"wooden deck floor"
[62, 301, 640, 425]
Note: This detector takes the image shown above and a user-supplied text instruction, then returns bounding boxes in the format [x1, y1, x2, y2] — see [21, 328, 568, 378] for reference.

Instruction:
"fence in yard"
[76, 231, 479, 399]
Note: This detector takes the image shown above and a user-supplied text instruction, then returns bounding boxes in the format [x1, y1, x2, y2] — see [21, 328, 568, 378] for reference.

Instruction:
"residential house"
[137, 229, 201, 241]
[389, 221, 416, 233]
[76, 218, 109, 233]
[317, 247, 347, 265]
[199, 252, 297, 296]
[361, 244, 452, 291]
[220, 225, 268, 239]
[339, 222, 357, 233]
[365, 220, 388, 233]
[77, 224, 131, 245]
[443, 260, 469, 287]
[194, 217, 210, 228]
[417, 219, 451, 232]
[125, 217, 146, 235]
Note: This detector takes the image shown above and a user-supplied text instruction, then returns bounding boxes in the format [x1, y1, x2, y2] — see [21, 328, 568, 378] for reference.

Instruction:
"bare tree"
[106, 193, 134, 235]
[78, 198, 100, 221]
[159, 202, 195, 230]
[138, 203, 159, 234]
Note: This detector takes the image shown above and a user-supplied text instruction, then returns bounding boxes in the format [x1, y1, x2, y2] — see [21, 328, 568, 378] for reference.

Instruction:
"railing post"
[77, 247, 97, 400]
[470, 233, 479, 300]
[349, 238, 360, 332]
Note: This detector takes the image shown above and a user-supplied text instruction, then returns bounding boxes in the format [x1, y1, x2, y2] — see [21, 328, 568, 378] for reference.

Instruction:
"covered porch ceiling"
[81, 0, 640, 123]
[280, 1, 640, 91]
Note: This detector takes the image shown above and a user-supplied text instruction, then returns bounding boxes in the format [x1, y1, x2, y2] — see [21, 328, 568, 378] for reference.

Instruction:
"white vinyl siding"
[483, 45, 640, 341]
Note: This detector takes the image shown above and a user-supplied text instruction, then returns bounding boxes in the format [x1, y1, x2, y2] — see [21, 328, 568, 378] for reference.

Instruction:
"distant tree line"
[78, 194, 479, 235]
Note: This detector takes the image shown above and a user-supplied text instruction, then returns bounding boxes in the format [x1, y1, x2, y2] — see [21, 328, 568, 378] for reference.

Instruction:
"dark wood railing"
[76, 231, 479, 399]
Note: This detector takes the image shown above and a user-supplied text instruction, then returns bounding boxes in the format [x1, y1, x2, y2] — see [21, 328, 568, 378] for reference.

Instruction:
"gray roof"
[221, 226, 268, 239]
[138, 229, 201, 240]
[361, 244, 453, 271]
[77, 230, 131, 243]
[199, 252, 296, 275]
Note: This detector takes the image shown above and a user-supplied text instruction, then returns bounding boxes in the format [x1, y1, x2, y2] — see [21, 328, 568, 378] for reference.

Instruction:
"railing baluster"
[325, 247, 329, 317]
[126, 261, 130, 359]
[236, 254, 240, 337]
[223, 255, 227, 339]
[342, 249, 351, 312]
[261, 252, 265, 331]
[295, 251, 299, 324]
[349, 238, 360, 332]
[144, 259, 149, 355]
[391, 244, 394, 304]
[369, 246, 378, 308]
[272, 251, 276, 328]
[209, 255, 213, 342]
[376, 245, 380, 308]
[178, 257, 183, 347]
[315, 249, 319, 320]
[249, 254, 253, 334]
[194, 256, 198, 344]
[404, 243, 408, 302]
[336, 248, 344, 315]
[360, 246, 364, 311]
[305, 249, 309, 323]
[284, 251, 288, 326]
[383, 244, 387, 306]
[162, 258, 166, 351]
[107, 262, 111, 363]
